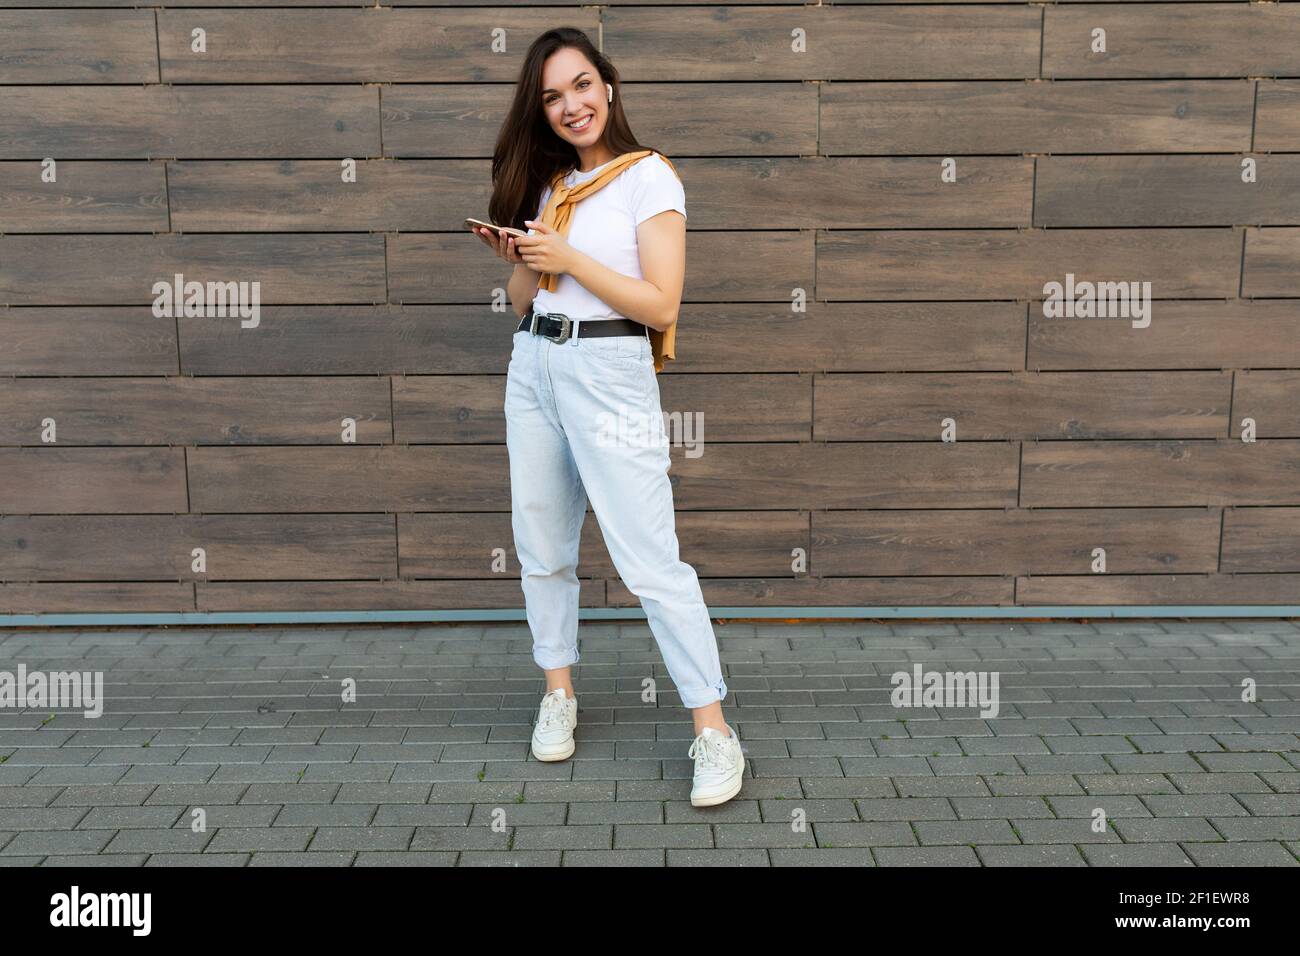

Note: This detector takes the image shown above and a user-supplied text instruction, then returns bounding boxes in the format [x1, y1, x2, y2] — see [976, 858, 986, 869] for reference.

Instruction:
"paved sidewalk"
[0, 619, 1297, 866]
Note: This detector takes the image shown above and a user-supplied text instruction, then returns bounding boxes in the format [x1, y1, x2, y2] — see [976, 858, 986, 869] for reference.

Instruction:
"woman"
[471, 27, 743, 807]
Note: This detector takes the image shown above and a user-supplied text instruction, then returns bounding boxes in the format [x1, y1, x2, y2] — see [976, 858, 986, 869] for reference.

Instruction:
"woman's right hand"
[474, 226, 525, 265]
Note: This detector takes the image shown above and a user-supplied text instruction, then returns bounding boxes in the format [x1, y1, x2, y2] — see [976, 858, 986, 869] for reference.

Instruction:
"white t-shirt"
[528, 152, 686, 321]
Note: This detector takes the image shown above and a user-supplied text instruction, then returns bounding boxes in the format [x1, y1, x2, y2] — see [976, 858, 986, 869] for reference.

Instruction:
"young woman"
[471, 27, 743, 807]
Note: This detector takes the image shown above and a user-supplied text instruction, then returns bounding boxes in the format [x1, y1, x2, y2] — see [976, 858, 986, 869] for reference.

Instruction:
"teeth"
[568, 115, 591, 129]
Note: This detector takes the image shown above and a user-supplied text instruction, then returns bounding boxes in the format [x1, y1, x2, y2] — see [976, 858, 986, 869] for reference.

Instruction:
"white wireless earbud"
[606, 83, 613, 103]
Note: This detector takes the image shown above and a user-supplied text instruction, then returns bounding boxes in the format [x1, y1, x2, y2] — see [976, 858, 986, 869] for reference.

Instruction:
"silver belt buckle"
[535, 310, 571, 345]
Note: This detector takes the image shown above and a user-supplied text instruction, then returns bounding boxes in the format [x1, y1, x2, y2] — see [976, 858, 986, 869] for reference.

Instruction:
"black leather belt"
[517, 302, 648, 346]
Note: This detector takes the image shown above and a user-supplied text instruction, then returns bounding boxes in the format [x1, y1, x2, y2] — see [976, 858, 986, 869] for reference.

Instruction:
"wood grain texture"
[0, 515, 396, 580]
[0, 161, 168, 232]
[0, 378, 394, 445]
[0, 86, 379, 159]
[0, 10, 157, 83]
[1043, 5, 1300, 79]
[814, 509, 1221, 575]
[157, 9, 600, 82]
[382, 82, 817, 158]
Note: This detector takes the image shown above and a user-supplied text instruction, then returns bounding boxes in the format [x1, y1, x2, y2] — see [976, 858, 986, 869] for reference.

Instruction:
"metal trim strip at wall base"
[0, 606, 1298, 627]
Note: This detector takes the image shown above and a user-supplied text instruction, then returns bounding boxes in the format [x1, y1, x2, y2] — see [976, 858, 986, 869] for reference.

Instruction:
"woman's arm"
[564, 210, 685, 331]
[507, 261, 542, 320]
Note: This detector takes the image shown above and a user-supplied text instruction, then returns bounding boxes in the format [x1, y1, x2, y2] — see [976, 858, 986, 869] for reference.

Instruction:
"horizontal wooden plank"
[1243, 228, 1300, 296]
[0, 86, 379, 159]
[0, 235, 386, 303]
[176, 302, 1026, 376]
[1035, 156, 1300, 227]
[1028, 300, 1300, 370]
[0, 515, 396, 579]
[613, 576, 1016, 608]
[605, 6, 1041, 80]
[398, 511, 808, 578]
[0, 583, 194, 614]
[0, 0, 373, 7]
[184, 442, 1018, 512]
[1221, 508, 1300, 573]
[815, 371, 1231, 440]
[180, 306, 515, 375]
[1021, 440, 1300, 507]
[1017, 574, 1300, 605]
[188, 446, 507, 512]
[167, 157, 1030, 231]
[0, 448, 187, 513]
[0, 10, 156, 83]
[382, 82, 816, 158]
[197, 579, 601, 611]
[393, 372, 811, 443]
[168, 159, 486, 232]
[158, 9, 599, 82]
[1255, 81, 1300, 152]
[1232, 371, 1300, 439]
[818, 228, 1241, 299]
[1043, 5, 1300, 78]
[814, 509, 1220, 575]
[0, 161, 168, 232]
[670, 442, 1019, 509]
[0, 308, 178, 375]
[387, 230, 814, 304]
[0, 378, 393, 445]
[821, 80, 1253, 154]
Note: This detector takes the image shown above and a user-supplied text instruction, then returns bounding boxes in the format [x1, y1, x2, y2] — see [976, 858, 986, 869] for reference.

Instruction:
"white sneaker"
[688, 724, 744, 807]
[530, 687, 578, 761]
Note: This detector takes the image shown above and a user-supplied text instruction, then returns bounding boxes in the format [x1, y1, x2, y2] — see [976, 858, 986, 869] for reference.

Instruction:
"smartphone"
[465, 218, 529, 240]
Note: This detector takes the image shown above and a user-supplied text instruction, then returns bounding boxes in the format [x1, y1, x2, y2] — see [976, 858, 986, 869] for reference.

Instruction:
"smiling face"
[540, 47, 615, 169]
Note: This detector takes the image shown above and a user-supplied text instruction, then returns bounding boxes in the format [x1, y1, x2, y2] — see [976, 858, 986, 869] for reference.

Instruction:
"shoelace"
[688, 731, 733, 772]
[536, 693, 571, 732]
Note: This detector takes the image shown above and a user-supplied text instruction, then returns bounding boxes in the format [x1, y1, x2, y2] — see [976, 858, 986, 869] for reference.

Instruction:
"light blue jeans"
[504, 319, 728, 709]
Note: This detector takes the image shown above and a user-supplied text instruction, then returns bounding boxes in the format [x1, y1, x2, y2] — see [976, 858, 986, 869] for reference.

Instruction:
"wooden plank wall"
[1, 3, 1298, 615]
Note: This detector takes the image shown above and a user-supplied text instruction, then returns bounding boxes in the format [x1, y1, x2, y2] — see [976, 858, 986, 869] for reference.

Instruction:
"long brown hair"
[488, 27, 667, 230]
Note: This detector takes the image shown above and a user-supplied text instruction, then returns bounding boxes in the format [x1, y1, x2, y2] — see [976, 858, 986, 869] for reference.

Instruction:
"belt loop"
[570, 317, 581, 344]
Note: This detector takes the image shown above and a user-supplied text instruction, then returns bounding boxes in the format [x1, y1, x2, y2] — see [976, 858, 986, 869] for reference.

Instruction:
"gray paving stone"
[1112, 817, 1224, 842]
[568, 801, 664, 825]
[806, 821, 916, 847]
[2, 829, 115, 855]
[510, 825, 613, 851]
[1080, 843, 1195, 866]
[950, 797, 1054, 819]
[977, 844, 1088, 866]
[874, 846, 981, 866]
[915, 820, 1019, 845]
[1210, 817, 1300, 841]
[40, 854, 149, 867]
[307, 827, 413, 851]
[205, 827, 313, 853]
[1182, 842, 1300, 866]
[76, 806, 184, 829]
[144, 853, 251, 866]
[613, 824, 713, 849]
[102, 828, 213, 854]
[354, 851, 458, 866]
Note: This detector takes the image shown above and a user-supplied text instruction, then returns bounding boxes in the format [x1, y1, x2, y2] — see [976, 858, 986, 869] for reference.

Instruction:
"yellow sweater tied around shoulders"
[533, 149, 683, 374]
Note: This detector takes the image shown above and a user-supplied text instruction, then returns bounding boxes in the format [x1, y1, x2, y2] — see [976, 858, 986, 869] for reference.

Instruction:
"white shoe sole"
[691, 768, 743, 807]
[531, 736, 575, 762]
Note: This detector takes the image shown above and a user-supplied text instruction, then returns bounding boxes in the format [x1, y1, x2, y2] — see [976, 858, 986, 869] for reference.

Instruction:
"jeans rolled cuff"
[679, 676, 727, 710]
[534, 647, 580, 670]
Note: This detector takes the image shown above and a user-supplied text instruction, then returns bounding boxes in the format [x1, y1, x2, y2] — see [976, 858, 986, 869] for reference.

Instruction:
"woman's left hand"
[515, 220, 576, 276]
